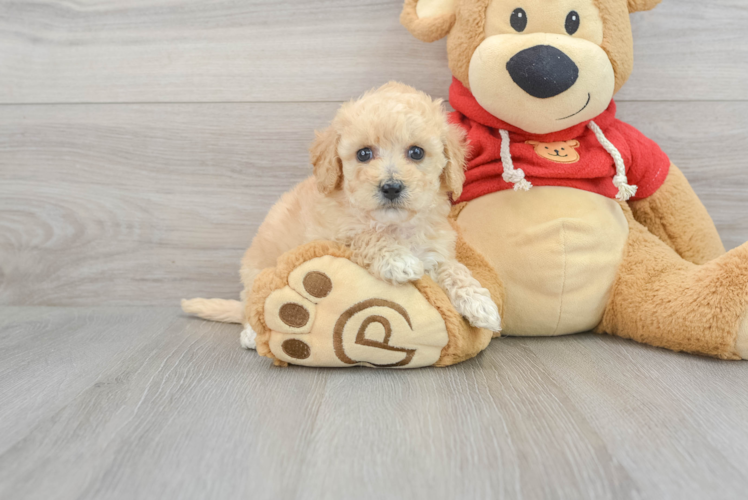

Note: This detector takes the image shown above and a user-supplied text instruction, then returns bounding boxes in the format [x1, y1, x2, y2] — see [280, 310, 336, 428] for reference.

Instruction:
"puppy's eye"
[565, 11, 580, 35]
[510, 8, 527, 32]
[408, 146, 425, 161]
[356, 148, 373, 163]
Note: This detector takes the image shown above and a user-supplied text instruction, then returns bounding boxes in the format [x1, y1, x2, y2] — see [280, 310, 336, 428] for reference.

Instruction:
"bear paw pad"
[261, 255, 450, 368]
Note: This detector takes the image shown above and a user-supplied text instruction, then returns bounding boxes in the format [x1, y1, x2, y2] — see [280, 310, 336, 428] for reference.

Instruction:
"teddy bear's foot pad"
[262, 255, 450, 368]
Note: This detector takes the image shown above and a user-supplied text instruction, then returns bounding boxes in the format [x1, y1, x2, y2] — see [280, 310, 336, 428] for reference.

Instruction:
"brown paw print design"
[262, 255, 450, 368]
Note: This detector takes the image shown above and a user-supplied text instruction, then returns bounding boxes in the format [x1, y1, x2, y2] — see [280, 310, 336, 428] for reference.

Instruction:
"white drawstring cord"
[500, 122, 637, 201]
[587, 121, 638, 201]
[499, 129, 532, 191]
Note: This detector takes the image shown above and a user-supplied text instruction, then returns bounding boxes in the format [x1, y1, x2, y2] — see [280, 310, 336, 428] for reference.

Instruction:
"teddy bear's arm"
[628, 163, 725, 264]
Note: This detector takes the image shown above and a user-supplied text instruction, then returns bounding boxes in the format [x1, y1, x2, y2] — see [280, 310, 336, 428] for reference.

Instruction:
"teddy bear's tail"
[181, 298, 243, 324]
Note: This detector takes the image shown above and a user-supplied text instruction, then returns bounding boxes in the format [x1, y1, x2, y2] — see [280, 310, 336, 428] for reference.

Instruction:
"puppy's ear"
[310, 126, 343, 195]
[400, 0, 457, 43]
[627, 0, 661, 13]
[441, 123, 467, 200]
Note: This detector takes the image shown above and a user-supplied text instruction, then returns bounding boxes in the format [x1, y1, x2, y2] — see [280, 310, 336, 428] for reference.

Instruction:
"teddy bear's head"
[401, 0, 661, 134]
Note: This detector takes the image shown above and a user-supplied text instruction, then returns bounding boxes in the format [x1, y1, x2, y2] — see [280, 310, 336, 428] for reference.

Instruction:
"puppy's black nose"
[506, 45, 579, 99]
[380, 181, 404, 201]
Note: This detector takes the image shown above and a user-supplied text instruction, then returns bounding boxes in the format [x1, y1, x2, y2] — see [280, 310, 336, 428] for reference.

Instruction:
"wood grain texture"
[0, 102, 336, 306]
[2, 1, 748, 498]
[0, 0, 746, 104]
[0, 307, 746, 500]
[0, 307, 177, 456]
[2, 101, 748, 306]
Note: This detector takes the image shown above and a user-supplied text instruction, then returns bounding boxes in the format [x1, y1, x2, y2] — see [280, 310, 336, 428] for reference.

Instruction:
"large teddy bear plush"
[248, 0, 748, 367]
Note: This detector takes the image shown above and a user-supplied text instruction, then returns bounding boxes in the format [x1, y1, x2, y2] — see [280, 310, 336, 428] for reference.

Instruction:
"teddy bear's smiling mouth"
[558, 93, 592, 121]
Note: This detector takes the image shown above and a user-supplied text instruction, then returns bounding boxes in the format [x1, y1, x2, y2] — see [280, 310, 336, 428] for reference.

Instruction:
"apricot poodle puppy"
[183, 82, 501, 348]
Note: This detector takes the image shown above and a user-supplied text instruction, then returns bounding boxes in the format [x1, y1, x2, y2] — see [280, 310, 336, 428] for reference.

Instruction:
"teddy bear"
[247, 0, 748, 367]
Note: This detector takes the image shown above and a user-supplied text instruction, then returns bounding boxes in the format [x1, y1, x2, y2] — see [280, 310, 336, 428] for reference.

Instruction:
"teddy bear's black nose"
[506, 45, 579, 99]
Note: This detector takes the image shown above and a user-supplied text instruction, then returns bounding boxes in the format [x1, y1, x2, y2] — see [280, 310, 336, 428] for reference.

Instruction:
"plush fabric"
[249, 240, 496, 368]
[404, 0, 638, 95]
[400, 0, 456, 43]
[445, 0, 492, 89]
[265, 255, 450, 368]
[738, 318, 748, 359]
[628, 164, 726, 264]
[457, 187, 628, 336]
[592, 0, 635, 94]
[248, 241, 352, 366]
[596, 203, 747, 360]
[400, 0, 748, 361]
[450, 79, 670, 202]
[627, 0, 662, 13]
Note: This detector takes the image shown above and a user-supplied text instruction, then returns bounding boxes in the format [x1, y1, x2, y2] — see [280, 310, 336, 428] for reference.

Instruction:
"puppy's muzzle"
[380, 181, 405, 201]
[506, 45, 579, 99]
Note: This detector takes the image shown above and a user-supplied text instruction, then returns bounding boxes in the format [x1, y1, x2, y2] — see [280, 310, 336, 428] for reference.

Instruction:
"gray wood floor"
[2, 0, 748, 499]
[1, 307, 747, 500]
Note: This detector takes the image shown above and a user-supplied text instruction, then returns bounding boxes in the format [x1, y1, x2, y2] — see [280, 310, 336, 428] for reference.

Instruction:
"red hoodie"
[449, 78, 670, 203]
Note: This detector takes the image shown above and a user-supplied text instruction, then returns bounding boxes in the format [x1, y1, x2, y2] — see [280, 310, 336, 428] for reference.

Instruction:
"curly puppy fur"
[182, 82, 502, 348]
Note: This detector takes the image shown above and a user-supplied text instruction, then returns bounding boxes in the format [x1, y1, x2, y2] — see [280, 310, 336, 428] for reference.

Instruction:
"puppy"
[182, 82, 501, 348]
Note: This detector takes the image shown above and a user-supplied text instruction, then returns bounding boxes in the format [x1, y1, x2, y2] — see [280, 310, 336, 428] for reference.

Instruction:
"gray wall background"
[1, 0, 747, 306]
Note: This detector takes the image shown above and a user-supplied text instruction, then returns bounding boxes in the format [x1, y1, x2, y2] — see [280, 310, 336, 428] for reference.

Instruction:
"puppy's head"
[310, 82, 466, 224]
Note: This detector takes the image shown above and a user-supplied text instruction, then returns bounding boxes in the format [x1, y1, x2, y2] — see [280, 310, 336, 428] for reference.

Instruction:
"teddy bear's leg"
[597, 205, 748, 360]
[247, 241, 495, 368]
[628, 164, 726, 265]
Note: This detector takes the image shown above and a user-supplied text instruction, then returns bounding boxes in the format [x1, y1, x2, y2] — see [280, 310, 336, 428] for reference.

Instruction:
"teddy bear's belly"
[457, 187, 629, 337]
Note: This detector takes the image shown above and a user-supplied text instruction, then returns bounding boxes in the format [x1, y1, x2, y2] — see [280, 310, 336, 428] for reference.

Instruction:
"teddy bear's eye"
[565, 11, 580, 35]
[510, 8, 527, 32]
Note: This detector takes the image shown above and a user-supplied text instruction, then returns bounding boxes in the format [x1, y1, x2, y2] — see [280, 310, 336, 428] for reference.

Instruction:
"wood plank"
[0, 307, 746, 499]
[521, 334, 748, 499]
[617, 0, 748, 102]
[0, 307, 177, 455]
[293, 340, 636, 500]
[2, 101, 747, 306]
[0, 0, 745, 104]
[0, 102, 338, 306]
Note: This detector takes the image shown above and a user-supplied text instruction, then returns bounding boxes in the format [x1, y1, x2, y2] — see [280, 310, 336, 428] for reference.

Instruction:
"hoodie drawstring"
[587, 121, 637, 201]
[499, 129, 532, 191]
[498, 122, 638, 202]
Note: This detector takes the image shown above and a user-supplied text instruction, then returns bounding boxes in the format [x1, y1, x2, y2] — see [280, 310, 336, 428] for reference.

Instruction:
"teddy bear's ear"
[526, 140, 539, 146]
[441, 123, 468, 200]
[400, 0, 457, 43]
[310, 126, 343, 195]
[567, 140, 580, 148]
[627, 0, 661, 13]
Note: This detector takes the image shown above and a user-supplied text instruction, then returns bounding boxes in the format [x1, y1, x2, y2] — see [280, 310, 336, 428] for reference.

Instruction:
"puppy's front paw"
[375, 252, 425, 285]
[455, 287, 502, 333]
